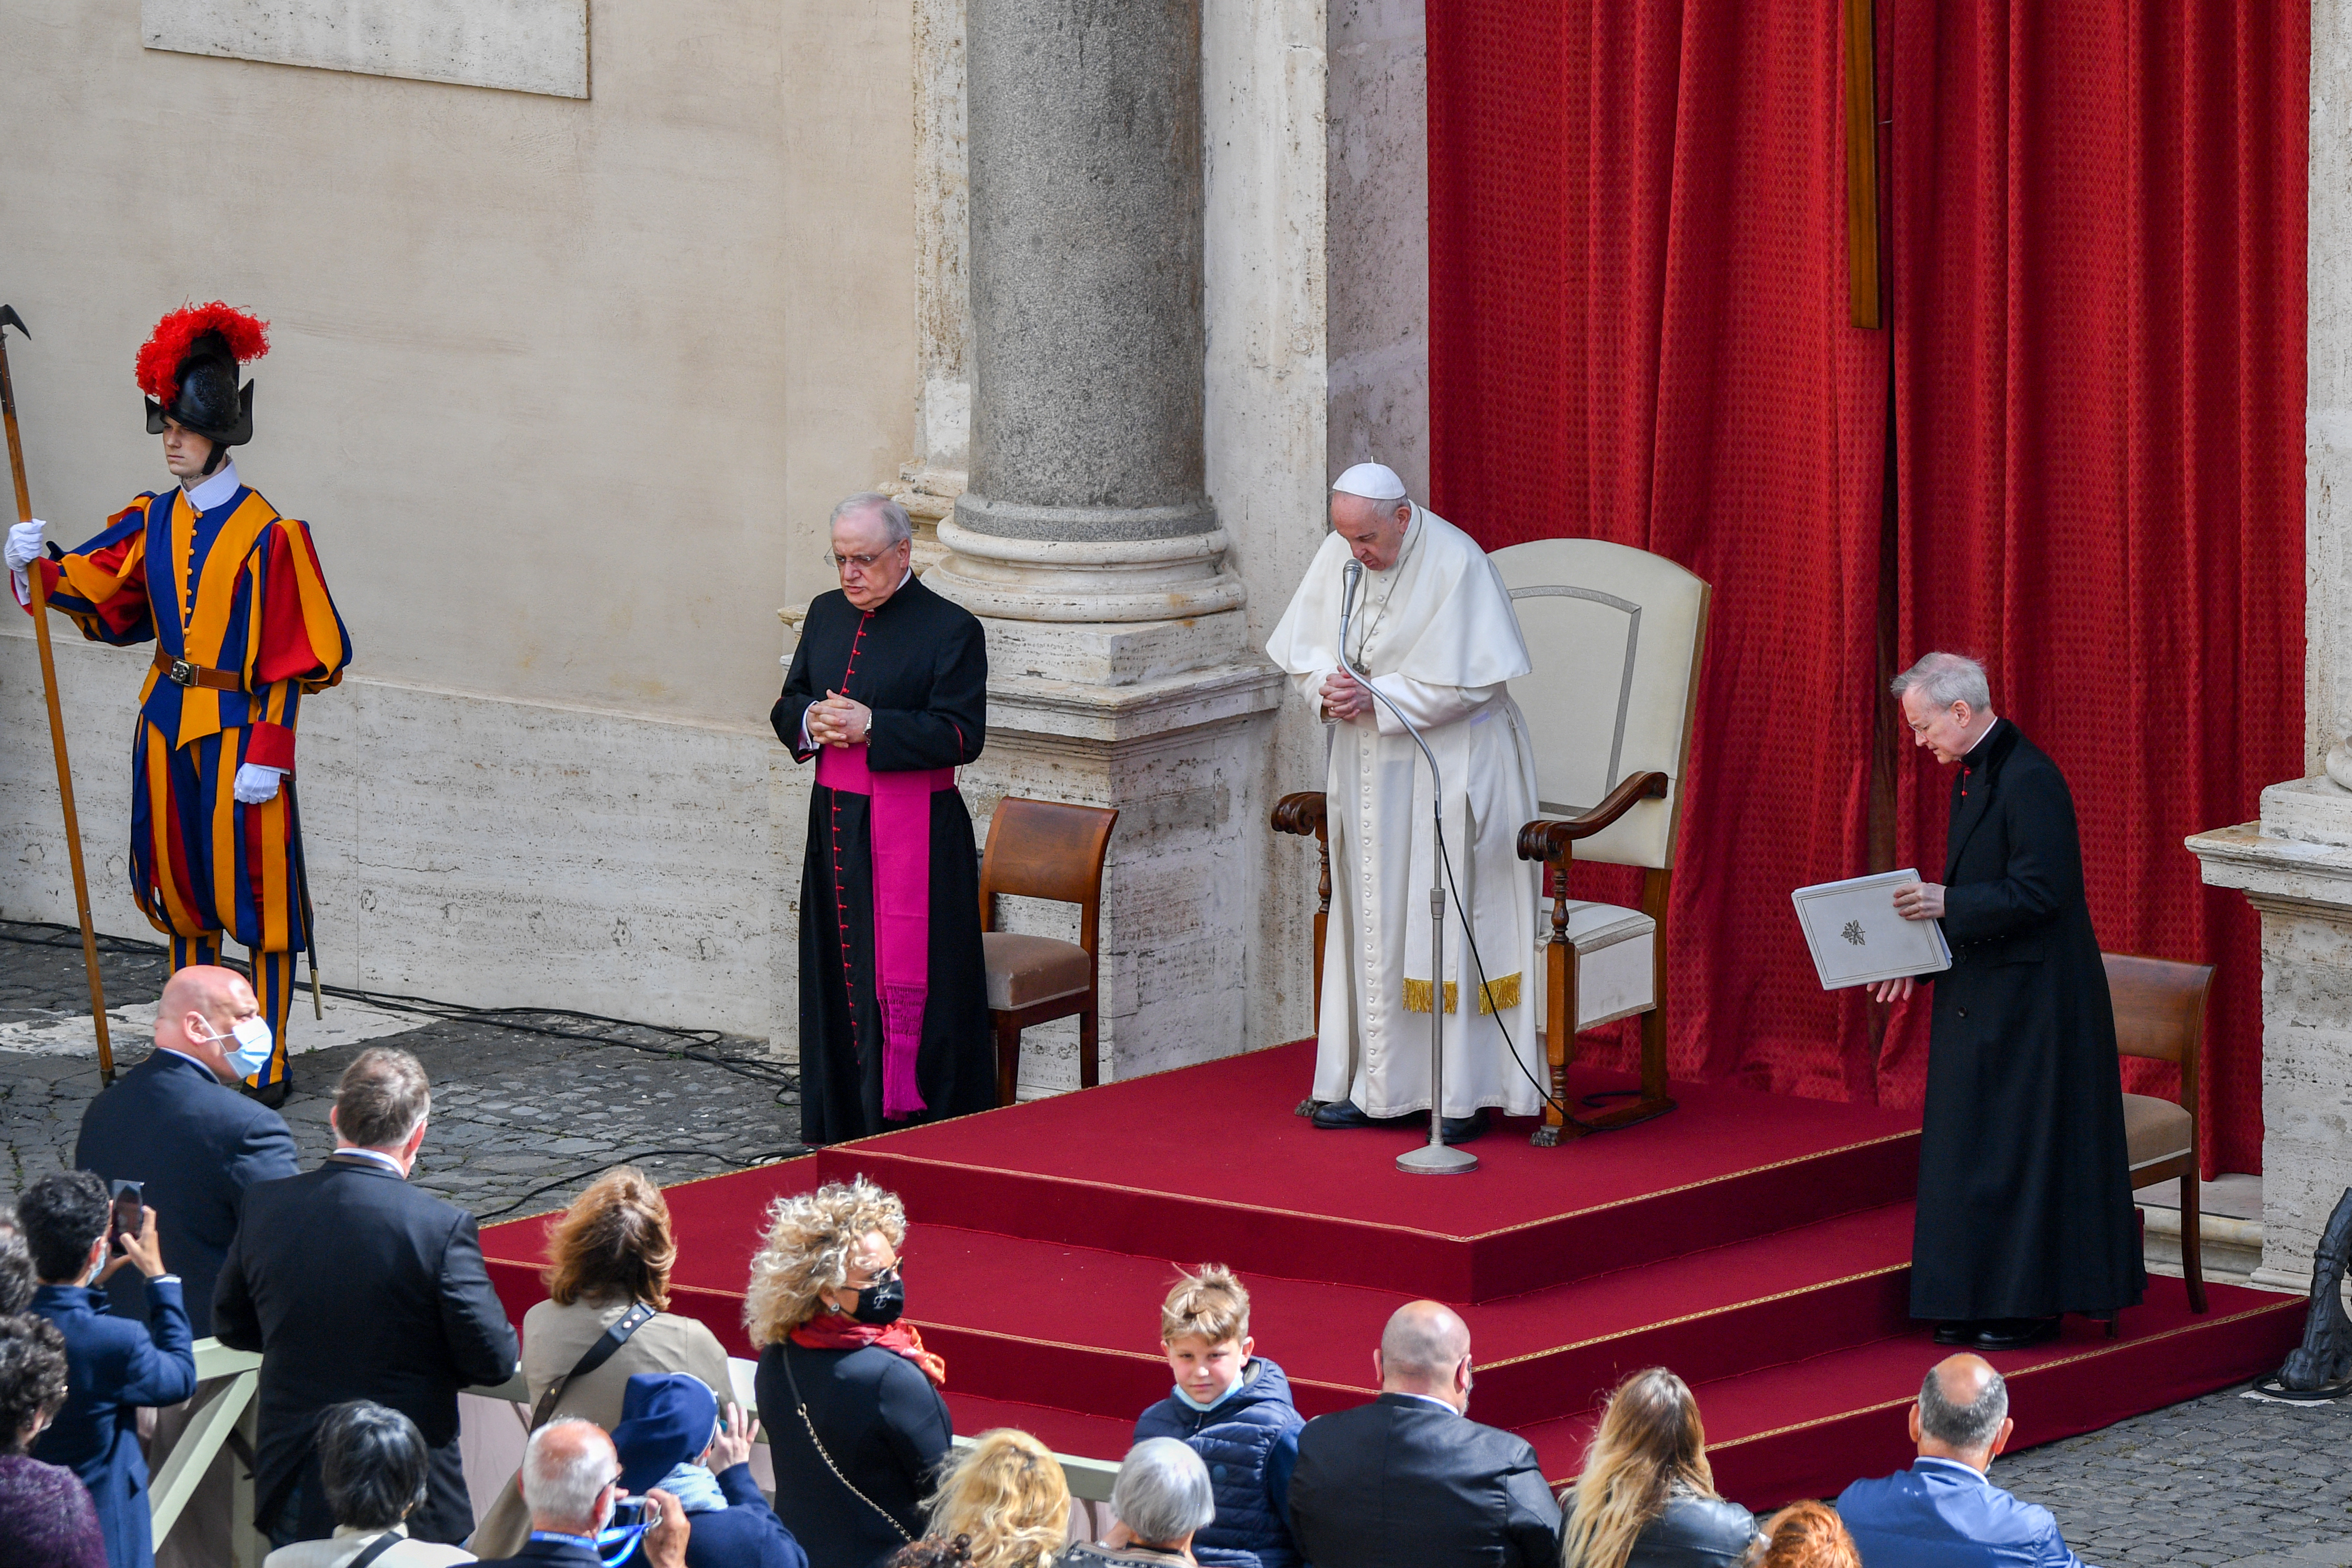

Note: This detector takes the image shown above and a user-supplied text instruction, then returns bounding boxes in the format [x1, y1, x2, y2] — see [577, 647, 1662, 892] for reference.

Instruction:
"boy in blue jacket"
[1132, 1265, 1302, 1568]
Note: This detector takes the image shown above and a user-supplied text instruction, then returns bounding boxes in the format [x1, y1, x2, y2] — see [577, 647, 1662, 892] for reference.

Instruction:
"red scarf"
[791, 1312, 948, 1388]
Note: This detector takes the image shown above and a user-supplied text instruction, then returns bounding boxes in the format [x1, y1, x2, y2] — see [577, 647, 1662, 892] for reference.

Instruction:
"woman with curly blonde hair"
[888, 1428, 1071, 1568]
[1559, 1369, 1757, 1568]
[751, 1178, 953, 1568]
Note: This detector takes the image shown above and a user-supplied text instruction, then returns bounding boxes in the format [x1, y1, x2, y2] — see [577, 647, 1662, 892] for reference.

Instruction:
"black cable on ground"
[469, 1145, 808, 1223]
[0, 920, 798, 1098]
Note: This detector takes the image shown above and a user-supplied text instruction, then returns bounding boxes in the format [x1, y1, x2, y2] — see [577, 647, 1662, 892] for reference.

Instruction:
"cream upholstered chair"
[1497, 539, 1710, 1146]
[979, 798, 1119, 1105]
[2105, 951, 2213, 1313]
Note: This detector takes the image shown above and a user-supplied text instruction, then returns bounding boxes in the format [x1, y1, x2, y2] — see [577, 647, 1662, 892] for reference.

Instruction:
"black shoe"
[1933, 1321, 1980, 1346]
[243, 1073, 290, 1110]
[1311, 1100, 1382, 1131]
[1973, 1317, 2060, 1352]
[1439, 1109, 1490, 1145]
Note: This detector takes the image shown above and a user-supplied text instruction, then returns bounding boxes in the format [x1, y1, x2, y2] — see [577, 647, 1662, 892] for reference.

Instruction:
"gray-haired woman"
[261, 1401, 472, 1566]
[1063, 1438, 1217, 1567]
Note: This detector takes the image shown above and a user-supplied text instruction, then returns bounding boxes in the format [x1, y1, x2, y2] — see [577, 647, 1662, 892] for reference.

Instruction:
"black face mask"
[848, 1269, 905, 1326]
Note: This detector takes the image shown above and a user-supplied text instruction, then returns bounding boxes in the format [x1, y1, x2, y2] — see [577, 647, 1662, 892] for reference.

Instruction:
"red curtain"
[1429, 0, 1891, 1099]
[1878, 1, 2306, 1174]
[1428, 0, 2305, 1173]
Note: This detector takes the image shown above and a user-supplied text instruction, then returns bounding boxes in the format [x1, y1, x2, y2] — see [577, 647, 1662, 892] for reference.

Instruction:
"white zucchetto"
[1331, 462, 1408, 501]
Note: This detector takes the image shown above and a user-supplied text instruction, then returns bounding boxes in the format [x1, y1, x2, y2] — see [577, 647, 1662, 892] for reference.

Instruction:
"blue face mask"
[195, 1016, 274, 1080]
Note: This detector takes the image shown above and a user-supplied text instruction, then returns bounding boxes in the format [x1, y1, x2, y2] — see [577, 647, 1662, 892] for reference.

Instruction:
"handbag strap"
[778, 1341, 915, 1543]
[345, 1531, 406, 1568]
[526, 1301, 658, 1432]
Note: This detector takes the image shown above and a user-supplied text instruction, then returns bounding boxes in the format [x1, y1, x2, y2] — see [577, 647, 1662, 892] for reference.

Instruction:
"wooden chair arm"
[1516, 771, 1670, 862]
[1272, 792, 1328, 836]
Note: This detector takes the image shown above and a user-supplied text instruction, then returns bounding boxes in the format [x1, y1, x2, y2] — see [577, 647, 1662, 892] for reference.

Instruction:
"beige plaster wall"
[0, 0, 916, 729]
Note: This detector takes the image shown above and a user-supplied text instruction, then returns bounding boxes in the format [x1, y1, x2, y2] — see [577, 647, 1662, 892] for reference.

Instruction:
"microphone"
[1339, 558, 1364, 673]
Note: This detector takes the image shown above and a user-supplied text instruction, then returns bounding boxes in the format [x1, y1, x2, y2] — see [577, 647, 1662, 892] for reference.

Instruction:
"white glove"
[4, 519, 46, 572]
[232, 764, 286, 805]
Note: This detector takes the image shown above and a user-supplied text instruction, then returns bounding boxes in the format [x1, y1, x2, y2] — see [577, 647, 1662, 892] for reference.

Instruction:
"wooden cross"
[1843, 0, 1883, 329]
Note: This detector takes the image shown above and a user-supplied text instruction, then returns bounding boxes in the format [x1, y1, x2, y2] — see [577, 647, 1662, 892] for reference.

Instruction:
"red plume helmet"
[135, 303, 269, 446]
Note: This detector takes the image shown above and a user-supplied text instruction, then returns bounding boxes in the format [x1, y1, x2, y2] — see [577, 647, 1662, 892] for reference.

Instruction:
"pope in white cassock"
[1264, 463, 1546, 1143]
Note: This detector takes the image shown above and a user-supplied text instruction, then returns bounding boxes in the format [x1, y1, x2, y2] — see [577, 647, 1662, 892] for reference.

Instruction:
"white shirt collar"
[1390, 1391, 1461, 1415]
[182, 459, 241, 513]
[155, 1046, 223, 1080]
[333, 1146, 408, 1177]
[1963, 717, 1999, 756]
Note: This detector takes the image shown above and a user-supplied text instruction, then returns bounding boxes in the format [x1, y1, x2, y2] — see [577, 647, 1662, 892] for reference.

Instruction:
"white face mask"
[193, 1014, 274, 1080]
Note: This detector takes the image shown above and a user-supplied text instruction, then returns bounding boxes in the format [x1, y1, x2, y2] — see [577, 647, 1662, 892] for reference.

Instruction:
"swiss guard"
[4, 304, 351, 1106]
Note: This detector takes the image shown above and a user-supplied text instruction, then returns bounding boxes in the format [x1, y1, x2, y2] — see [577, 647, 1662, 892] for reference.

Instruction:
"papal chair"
[2103, 950, 2214, 1313]
[978, 797, 1119, 1105]
[1498, 539, 1709, 1146]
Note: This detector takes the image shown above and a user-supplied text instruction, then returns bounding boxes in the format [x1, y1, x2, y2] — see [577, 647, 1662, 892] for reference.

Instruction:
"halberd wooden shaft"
[0, 308, 116, 1083]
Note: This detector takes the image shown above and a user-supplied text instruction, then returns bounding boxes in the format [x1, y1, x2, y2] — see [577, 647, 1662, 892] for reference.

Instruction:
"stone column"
[928, 0, 1283, 1090]
[2182, 0, 2352, 1296]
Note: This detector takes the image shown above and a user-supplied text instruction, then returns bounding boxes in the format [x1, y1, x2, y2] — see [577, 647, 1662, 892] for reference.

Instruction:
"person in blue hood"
[1132, 1265, 1301, 1568]
[610, 1373, 806, 1568]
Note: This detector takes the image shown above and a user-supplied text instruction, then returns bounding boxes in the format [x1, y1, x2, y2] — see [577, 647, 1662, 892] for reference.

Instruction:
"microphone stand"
[1340, 560, 1479, 1175]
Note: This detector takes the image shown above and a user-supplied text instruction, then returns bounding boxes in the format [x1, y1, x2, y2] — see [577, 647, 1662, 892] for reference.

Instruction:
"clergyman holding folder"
[1870, 651, 2143, 1353]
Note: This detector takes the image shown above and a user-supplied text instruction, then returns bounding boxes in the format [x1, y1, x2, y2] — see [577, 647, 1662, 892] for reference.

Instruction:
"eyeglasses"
[827, 545, 906, 574]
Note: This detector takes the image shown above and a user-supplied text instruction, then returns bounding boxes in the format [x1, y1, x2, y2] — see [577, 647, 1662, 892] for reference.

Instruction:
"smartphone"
[108, 1180, 142, 1255]
[607, 1498, 652, 1530]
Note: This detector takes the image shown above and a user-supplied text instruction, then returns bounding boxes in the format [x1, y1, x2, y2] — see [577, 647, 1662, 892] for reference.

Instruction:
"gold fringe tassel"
[1402, 973, 1521, 1016]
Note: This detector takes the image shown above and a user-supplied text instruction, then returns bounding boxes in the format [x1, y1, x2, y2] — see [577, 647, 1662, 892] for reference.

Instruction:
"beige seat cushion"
[983, 931, 1092, 1011]
[2122, 1091, 2193, 1172]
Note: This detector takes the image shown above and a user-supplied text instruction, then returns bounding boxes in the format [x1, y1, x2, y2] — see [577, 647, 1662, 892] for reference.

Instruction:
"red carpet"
[479, 1042, 2305, 1508]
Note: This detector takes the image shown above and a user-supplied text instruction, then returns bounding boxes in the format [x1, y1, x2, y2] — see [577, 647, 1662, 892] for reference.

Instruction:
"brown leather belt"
[150, 649, 244, 692]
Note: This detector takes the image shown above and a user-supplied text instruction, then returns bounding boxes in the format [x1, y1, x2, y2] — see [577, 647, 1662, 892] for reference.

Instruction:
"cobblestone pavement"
[1995, 1387, 2352, 1567]
[4, 926, 2348, 1562]
[0, 920, 803, 1219]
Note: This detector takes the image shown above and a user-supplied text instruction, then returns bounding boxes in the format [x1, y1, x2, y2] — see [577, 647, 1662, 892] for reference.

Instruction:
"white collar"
[333, 1146, 408, 1177]
[1963, 717, 2000, 756]
[1390, 1391, 1461, 1415]
[155, 1046, 224, 1081]
[182, 460, 242, 513]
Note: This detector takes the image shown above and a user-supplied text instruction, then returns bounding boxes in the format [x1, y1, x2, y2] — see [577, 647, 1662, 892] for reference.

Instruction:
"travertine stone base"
[2187, 776, 2352, 1292]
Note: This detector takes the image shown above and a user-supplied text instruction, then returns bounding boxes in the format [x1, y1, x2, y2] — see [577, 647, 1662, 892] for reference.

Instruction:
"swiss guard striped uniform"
[24, 462, 350, 1087]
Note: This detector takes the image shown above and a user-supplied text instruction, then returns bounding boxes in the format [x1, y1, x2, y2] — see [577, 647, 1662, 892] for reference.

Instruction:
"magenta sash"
[817, 744, 956, 1120]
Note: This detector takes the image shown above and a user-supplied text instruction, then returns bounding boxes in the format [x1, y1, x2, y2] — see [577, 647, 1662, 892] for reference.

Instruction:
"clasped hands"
[806, 688, 873, 748]
[1320, 666, 1373, 722]
[1866, 880, 1947, 1004]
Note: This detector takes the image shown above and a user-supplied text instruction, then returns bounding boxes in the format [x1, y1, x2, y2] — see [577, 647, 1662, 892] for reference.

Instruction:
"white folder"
[1790, 868, 1954, 990]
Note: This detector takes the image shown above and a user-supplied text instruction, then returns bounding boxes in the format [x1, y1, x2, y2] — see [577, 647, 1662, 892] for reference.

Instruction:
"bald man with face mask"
[73, 965, 299, 1337]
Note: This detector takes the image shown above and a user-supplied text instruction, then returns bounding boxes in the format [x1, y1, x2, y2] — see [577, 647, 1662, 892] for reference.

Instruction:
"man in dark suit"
[19, 1169, 198, 1568]
[213, 1045, 519, 1549]
[1286, 1300, 1561, 1568]
[1872, 653, 2144, 1352]
[1839, 1355, 2090, 1568]
[74, 964, 299, 1337]
[468, 1419, 689, 1568]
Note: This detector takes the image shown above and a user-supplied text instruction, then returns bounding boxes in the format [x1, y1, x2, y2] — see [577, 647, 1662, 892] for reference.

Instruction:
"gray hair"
[521, 1419, 618, 1527]
[335, 1047, 431, 1151]
[831, 492, 914, 547]
[1890, 650, 1992, 712]
[1111, 1437, 1215, 1547]
[1919, 1363, 2008, 1451]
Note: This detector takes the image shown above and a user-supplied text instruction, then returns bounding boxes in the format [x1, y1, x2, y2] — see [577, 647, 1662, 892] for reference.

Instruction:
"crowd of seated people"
[0, 970, 2100, 1568]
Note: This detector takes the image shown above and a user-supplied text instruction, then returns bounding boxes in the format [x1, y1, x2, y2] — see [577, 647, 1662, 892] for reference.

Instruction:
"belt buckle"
[167, 658, 197, 688]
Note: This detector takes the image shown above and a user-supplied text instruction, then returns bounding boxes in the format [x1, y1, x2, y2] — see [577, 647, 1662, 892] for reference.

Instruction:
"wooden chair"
[978, 797, 1119, 1105]
[2105, 951, 2214, 1313]
[1497, 539, 1710, 1146]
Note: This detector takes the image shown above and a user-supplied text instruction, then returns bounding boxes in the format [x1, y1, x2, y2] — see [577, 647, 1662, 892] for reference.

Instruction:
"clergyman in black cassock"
[1908, 713, 2145, 1328]
[773, 546, 992, 1145]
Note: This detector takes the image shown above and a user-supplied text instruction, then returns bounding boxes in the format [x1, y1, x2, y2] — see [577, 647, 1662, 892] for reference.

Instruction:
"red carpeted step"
[1514, 1276, 2307, 1510]
[812, 1042, 1921, 1301]
[874, 1203, 1921, 1429]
